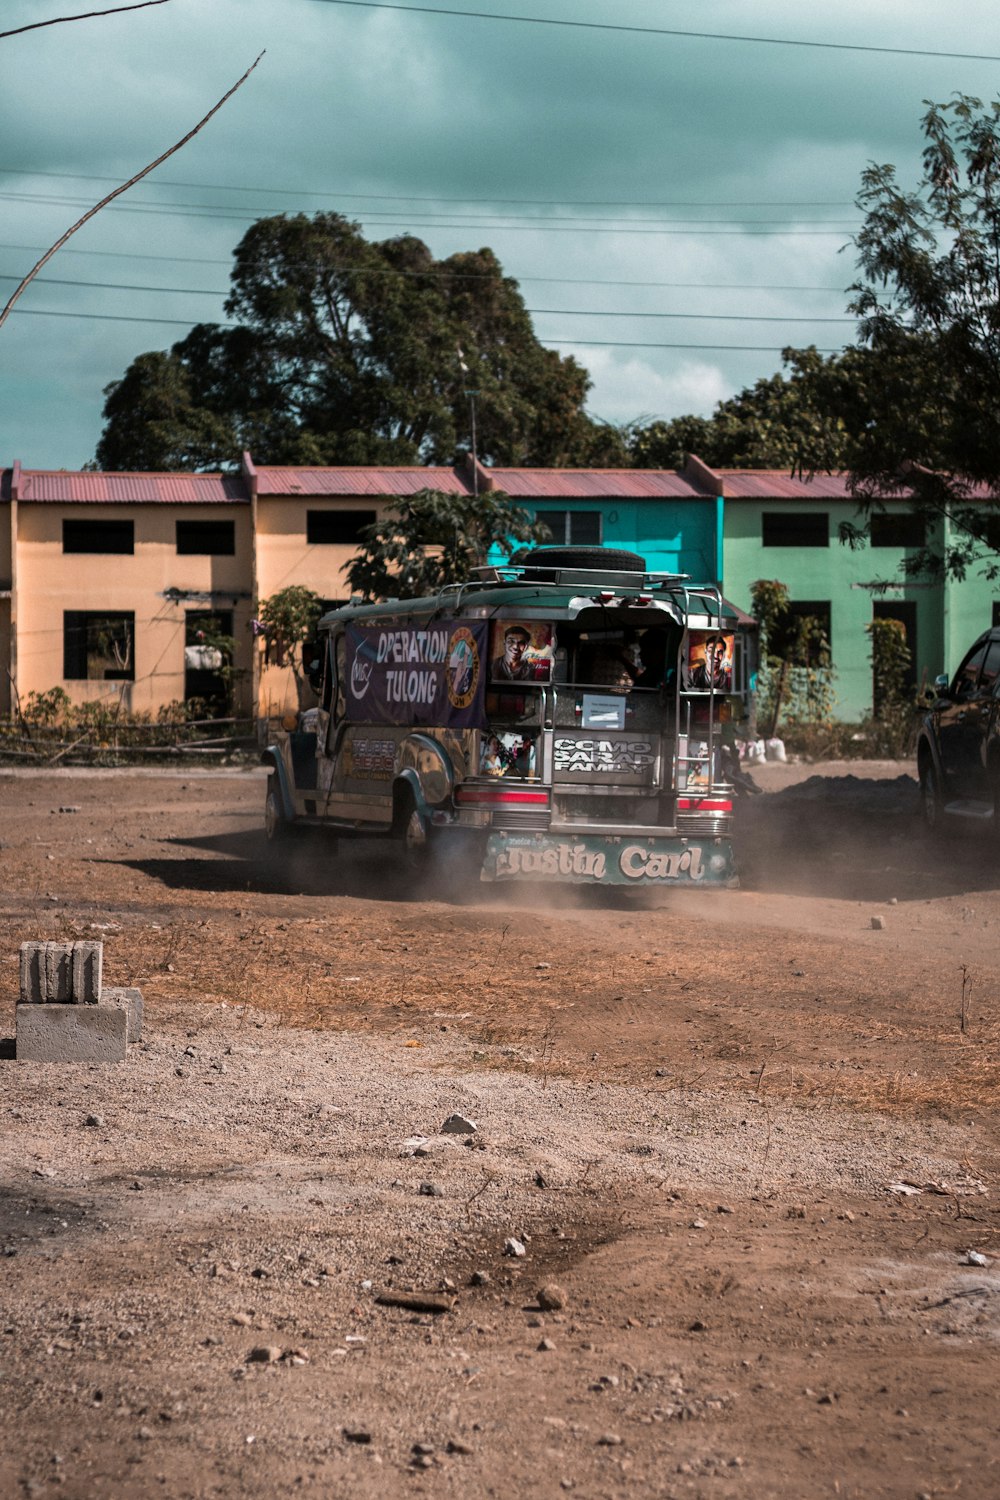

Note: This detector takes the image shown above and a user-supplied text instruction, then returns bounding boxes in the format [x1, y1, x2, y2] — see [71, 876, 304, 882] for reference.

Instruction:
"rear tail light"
[676, 797, 732, 813]
[456, 784, 550, 808]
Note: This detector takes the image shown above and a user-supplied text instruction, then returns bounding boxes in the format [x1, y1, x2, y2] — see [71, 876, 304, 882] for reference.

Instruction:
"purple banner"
[345, 621, 488, 728]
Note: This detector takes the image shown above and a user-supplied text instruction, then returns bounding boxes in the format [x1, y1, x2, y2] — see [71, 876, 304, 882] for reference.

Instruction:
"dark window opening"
[63, 519, 134, 554]
[64, 611, 134, 680]
[992, 602, 1000, 628]
[872, 600, 917, 698]
[870, 512, 927, 548]
[761, 511, 828, 548]
[535, 509, 603, 546]
[176, 520, 235, 555]
[780, 600, 831, 666]
[184, 611, 232, 712]
[306, 509, 376, 545]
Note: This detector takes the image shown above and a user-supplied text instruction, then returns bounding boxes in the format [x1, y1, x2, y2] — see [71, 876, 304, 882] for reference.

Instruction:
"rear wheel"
[919, 756, 943, 835]
[394, 788, 433, 871]
[264, 777, 289, 844]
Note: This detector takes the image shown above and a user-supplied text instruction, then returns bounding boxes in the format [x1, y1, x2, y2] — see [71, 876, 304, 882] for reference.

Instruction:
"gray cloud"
[2, 0, 998, 465]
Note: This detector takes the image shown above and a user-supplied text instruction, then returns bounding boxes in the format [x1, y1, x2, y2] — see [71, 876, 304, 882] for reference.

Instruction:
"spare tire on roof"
[519, 545, 647, 574]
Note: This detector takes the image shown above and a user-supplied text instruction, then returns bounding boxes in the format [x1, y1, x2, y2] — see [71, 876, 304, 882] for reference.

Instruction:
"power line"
[6, 304, 850, 352]
[0, 194, 856, 235]
[548, 339, 843, 353]
[310, 0, 1000, 63]
[0, 186, 860, 230]
[0, 166, 857, 212]
[0, 272, 857, 322]
[0, 0, 169, 42]
[0, 243, 849, 293]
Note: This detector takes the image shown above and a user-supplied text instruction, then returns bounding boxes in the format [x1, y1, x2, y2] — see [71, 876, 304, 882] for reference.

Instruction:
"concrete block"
[16, 1002, 126, 1063]
[19, 941, 103, 1004]
[102, 986, 143, 1043]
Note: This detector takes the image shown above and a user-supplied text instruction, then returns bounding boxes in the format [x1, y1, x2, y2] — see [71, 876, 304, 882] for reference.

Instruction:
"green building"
[717, 468, 999, 721]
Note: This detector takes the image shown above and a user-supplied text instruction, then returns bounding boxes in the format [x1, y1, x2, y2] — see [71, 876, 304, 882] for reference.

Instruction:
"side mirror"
[934, 674, 949, 690]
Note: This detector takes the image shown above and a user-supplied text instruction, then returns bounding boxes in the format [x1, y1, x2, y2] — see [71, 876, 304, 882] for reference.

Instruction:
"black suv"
[917, 627, 1000, 831]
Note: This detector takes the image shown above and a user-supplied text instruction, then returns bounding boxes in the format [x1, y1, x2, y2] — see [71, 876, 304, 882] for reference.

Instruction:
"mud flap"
[481, 831, 738, 887]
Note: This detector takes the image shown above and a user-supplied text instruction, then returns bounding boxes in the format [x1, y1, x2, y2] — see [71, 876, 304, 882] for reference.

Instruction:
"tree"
[96, 214, 612, 471]
[343, 488, 548, 602]
[627, 347, 868, 473]
[847, 94, 1000, 579]
[257, 586, 324, 705]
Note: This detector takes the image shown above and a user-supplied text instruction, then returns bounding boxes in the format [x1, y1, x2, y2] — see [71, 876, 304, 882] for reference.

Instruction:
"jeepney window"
[558, 625, 676, 692]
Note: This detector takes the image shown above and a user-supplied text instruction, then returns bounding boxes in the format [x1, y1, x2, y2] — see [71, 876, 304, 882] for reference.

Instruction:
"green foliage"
[257, 586, 324, 674]
[627, 347, 868, 474]
[861, 617, 924, 756]
[0, 693, 251, 765]
[96, 214, 613, 471]
[749, 579, 835, 735]
[848, 94, 1000, 579]
[344, 488, 548, 602]
[21, 686, 71, 727]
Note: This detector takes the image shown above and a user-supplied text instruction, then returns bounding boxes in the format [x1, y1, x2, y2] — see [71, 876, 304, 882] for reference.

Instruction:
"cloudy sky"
[2, 0, 999, 469]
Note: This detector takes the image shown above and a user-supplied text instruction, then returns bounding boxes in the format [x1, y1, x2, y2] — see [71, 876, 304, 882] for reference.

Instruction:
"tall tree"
[847, 94, 1000, 578]
[96, 214, 613, 471]
[627, 346, 868, 474]
[343, 488, 547, 601]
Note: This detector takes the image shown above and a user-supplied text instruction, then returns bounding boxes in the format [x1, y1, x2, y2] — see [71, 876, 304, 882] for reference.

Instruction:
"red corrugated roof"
[487, 467, 710, 499]
[10, 470, 247, 504]
[252, 466, 466, 496]
[717, 470, 853, 500]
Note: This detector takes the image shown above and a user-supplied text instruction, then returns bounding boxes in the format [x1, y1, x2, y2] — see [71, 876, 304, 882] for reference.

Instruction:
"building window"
[176, 520, 235, 555]
[63, 519, 134, 554]
[761, 511, 828, 547]
[872, 600, 917, 694]
[534, 509, 602, 546]
[306, 509, 377, 545]
[63, 612, 135, 680]
[992, 602, 1000, 628]
[870, 512, 926, 548]
[784, 600, 831, 664]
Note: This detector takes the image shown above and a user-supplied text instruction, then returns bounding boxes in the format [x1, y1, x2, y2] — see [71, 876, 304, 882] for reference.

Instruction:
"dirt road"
[1, 762, 998, 1499]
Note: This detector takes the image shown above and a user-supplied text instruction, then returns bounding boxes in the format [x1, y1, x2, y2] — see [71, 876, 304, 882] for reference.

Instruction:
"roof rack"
[467, 562, 693, 590]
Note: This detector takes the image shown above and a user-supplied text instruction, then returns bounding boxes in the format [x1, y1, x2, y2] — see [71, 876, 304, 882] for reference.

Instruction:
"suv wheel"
[919, 757, 943, 834]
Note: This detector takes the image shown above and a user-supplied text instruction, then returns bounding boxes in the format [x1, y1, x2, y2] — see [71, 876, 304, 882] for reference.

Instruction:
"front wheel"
[919, 757, 943, 835]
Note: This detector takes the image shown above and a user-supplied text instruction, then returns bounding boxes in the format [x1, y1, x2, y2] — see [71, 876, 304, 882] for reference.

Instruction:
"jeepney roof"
[318, 579, 748, 632]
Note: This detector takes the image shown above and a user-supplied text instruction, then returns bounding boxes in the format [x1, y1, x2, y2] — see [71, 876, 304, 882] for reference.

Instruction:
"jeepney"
[262, 545, 756, 887]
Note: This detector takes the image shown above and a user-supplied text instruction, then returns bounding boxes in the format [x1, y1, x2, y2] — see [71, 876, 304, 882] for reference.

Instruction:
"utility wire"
[0, 0, 169, 41]
[0, 243, 849, 293]
[0, 195, 855, 234]
[0, 186, 859, 229]
[0, 166, 857, 211]
[0, 272, 856, 322]
[4, 305, 848, 351]
[310, 0, 1000, 63]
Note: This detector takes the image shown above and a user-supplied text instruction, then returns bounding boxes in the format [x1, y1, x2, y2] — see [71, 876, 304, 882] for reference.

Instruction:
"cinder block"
[16, 1002, 126, 1063]
[102, 986, 143, 1043]
[19, 941, 103, 1004]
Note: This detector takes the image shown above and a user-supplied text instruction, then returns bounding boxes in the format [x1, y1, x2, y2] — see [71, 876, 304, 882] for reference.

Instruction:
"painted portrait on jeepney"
[479, 731, 538, 778]
[685, 632, 733, 693]
[489, 621, 554, 683]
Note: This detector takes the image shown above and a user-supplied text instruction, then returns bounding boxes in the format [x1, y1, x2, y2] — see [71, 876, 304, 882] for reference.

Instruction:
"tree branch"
[0, 1, 171, 41]
[0, 51, 264, 335]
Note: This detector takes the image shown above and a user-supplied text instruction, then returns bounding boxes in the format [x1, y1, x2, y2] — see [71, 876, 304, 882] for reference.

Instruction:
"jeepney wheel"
[394, 789, 432, 870]
[264, 777, 289, 844]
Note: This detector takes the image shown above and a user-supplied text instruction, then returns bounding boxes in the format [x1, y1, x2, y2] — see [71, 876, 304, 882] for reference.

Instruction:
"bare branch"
[0, 52, 264, 335]
[0, 1, 171, 41]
